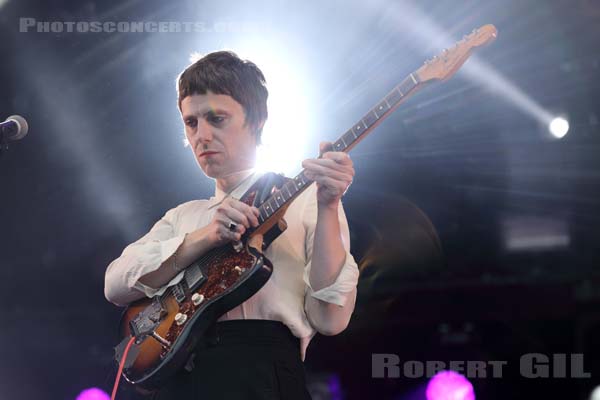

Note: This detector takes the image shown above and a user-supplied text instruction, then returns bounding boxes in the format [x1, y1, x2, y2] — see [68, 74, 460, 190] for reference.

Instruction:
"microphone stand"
[1, 128, 13, 157]
[0, 129, 6, 157]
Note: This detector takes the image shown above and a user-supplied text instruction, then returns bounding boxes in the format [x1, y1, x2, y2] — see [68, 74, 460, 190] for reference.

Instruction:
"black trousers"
[152, 320, 312, 400]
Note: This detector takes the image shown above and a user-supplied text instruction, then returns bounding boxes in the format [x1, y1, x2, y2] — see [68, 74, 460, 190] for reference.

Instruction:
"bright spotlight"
[76, 387, 109, 400]
[549, 117, 569, 139]
[426, 370, 475, 400]
[590, 386, 600, 400]
[226, 43, 312, 175]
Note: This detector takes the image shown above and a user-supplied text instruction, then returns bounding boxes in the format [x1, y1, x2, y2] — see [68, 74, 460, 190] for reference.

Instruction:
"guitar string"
[160, 95, 366, 302]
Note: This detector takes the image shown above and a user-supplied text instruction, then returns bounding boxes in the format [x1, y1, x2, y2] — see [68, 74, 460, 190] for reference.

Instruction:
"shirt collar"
[211, 169, 262, 203]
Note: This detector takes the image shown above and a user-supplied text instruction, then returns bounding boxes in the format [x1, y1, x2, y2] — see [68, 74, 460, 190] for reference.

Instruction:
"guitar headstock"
[416, 24, 497, 83]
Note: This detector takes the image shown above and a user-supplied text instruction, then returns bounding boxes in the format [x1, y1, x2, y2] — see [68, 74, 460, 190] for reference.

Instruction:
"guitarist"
[104, 50, 359, 399]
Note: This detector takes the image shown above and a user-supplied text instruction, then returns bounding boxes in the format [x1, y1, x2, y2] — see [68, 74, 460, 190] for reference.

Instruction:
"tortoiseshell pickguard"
[161, 246, 257, 356]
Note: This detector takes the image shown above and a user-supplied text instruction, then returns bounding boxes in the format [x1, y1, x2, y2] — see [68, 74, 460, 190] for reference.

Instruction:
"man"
[105, 51, 359, 399]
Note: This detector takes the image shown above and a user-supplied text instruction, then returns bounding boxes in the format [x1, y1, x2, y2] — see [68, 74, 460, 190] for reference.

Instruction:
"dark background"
[1, 0, 599, 399]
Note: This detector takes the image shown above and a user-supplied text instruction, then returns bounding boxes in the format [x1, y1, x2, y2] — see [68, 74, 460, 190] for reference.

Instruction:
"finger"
[312, 172, 352, 188]
[228, 199, 260, 227]
[218, 205, 250, 228]
[215, 213, 246, 234]
[319, 141, 334, 156]
[306, 171, 352, 191]
[322, 151, 352, 166]
[302, 158, 354, 175]
[303, 161, 354, 181]
[219, 225, 242, 242]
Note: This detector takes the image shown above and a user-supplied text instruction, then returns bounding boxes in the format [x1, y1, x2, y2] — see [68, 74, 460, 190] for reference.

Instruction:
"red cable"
[111, 336, 136, 400]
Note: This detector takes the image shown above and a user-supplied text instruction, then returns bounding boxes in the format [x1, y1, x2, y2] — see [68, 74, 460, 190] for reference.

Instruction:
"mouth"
[199, 151, 220, 157]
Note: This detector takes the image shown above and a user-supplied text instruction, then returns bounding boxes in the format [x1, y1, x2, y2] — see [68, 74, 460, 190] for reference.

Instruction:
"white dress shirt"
[104, 172, 359, 358]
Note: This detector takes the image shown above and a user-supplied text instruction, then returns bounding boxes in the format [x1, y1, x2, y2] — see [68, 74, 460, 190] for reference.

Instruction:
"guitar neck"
[254, 72, 424, 226]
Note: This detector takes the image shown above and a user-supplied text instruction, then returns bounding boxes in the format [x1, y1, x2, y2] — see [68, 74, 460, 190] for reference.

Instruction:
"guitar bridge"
[172, 283, 186, 304]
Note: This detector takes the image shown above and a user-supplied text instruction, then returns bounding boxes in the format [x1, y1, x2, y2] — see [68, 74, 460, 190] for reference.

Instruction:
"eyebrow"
[183, 108, 231, 120]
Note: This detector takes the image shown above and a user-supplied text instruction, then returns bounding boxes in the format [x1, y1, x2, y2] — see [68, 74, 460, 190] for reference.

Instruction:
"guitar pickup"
[185, 264, 207, 292]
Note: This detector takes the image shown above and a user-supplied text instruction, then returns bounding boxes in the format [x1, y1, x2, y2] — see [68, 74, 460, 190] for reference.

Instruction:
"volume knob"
[191, 293, 205, 306]
[174, 312, 187, 326]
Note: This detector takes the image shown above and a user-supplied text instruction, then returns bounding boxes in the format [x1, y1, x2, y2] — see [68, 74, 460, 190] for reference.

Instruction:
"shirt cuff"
[303, 252, 359, 306]
[130, 234, 187, 297]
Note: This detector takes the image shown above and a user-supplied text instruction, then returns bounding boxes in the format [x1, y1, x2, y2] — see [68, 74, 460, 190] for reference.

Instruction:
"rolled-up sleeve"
[301, 185, 359, 307]
[104, 206, 187, 306]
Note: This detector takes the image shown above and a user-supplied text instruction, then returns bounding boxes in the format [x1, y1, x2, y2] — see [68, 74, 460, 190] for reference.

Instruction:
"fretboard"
[255, 73, 422, 225]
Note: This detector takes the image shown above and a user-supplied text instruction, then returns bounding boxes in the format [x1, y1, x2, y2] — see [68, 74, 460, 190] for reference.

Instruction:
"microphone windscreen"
[7, 115, 29, 140]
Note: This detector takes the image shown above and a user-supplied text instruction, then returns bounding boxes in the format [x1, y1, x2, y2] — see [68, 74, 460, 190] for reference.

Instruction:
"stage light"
[549, 116, 569, 139]
[193, 42, 312, 176]
[251, 51, 311, 175]
[502, 215, 570, 252]
[362, 0, 557, 132]
[426, 370, 475, 400]
[75, 387, 109, 400]
[590, 386, 600, 400]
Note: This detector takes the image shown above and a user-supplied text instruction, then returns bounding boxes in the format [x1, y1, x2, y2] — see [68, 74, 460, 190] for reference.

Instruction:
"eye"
[185, 117, 197, 128]
[208, 114, 225, 125]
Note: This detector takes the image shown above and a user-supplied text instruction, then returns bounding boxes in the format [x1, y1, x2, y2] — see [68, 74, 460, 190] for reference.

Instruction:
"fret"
[399, 78, 415, 96]
[386, 87, 403, 106]
[300, 173, 310, 185]
[409, 73, 418, 85]
[264, 201, 273, 217]
[373, 99, 391, 118]
[284, 183, 293, 198]
[275, 191, 284, 205]
[345, 129, 358, 141]
[351, 121, 367, 138]
[279, 188, 289, 201]
[294, 174, 306, 188]
[248, 70, 424, 234]
[342, 130, 355, 146]
[363, 110, 378, 128]
[259, 206, 269, 220]
[268, 198, 278, 213]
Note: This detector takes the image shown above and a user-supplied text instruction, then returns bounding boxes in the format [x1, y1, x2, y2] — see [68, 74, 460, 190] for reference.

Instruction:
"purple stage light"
[327, 373, 342, 400]
[76, 387, 110, 400]
[426, 370, 475, 400]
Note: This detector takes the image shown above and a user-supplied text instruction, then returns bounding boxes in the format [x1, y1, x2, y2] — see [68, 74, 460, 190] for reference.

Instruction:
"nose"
[197, 119, 213, 143]
[191, 119, 213, 152]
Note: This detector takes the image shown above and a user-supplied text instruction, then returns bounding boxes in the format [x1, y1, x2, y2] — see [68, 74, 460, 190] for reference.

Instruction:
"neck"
[216, 168, 255, 194]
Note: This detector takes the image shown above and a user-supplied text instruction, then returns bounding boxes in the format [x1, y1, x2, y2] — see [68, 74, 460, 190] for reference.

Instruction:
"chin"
[198, 164, 223, 180]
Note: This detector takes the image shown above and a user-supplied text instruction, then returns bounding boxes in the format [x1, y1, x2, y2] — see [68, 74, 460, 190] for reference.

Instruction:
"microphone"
[1, 115, 29, 141]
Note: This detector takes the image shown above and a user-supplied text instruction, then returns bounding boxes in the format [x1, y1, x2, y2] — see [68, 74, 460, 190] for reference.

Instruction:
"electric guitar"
[114, 24, 498, 389]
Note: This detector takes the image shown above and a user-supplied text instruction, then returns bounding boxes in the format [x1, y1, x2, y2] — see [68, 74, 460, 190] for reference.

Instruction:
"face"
[181, 92, 258, 180]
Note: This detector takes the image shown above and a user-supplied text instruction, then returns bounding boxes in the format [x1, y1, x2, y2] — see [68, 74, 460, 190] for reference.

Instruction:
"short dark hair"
[177, 51, 268, 143]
